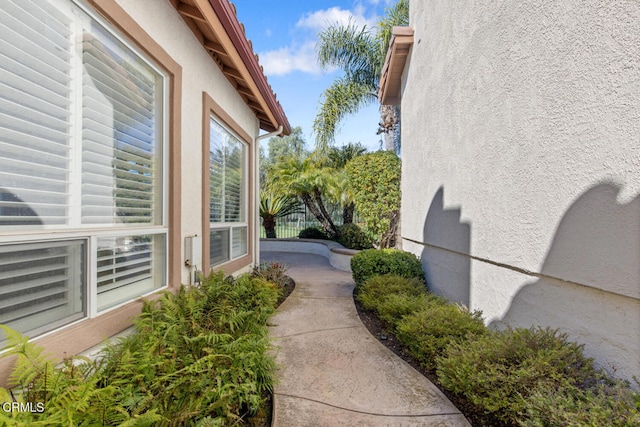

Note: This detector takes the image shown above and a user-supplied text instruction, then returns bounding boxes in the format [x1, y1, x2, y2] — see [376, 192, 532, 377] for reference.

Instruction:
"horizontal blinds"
[231, 226, 247, 259]
[96, 234, 163, 311]
[0, 240, 84, 339]
[209, 118, 245, 223]
[209, 229, 230, 267]
[0, 0, 71, 226]
[81, 22, 162, 226]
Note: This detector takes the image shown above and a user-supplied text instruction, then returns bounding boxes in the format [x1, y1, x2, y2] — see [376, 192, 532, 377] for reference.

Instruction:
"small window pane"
[209, 119, 245, 223]
[0, 240, 85, 345]
[232, 226, 247, 259]
[0, 0, 73, 227]
[210, 229, 230, 267]
[97, 234, 165, 311]
[81, 18, 164, 226]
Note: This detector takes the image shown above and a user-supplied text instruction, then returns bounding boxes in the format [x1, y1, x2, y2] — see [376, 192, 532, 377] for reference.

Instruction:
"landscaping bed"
[0, 263, 295, 427]
[350, 249, 640, 427]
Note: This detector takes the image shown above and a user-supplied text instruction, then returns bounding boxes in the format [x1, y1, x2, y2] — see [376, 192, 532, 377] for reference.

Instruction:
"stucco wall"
[115, 0, 260, 285]
[401, 1, 640, 380]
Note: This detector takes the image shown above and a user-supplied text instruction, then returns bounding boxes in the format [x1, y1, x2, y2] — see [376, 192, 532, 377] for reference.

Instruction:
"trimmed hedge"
[351, 249, 425, 286]
[336, 223, 374, 250]
[397, 304, 487, 370]
[298, 226, 331, 239]
[436, 327, 600, 425]
[355, 270, 640, 426]
[357, 274, 435, 324]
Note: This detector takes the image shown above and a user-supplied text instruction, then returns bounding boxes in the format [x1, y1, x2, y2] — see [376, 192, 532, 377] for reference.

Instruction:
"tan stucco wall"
[401, 1, 640, 380]
[116, 0, 260, 285]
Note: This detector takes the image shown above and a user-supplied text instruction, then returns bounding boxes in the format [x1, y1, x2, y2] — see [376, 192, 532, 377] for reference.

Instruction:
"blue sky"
[231, 0, 395, 152]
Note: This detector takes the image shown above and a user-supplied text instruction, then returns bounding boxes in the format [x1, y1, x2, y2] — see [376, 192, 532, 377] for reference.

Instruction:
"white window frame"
[0, 0, 170, 341]
[208, 115, 249, 267]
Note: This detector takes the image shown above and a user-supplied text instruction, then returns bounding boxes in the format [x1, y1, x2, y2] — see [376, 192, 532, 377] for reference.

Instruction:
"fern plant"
[0, 271, 280, 426]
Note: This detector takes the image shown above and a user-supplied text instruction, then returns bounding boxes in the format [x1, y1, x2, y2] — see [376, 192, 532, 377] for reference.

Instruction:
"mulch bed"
[250, 275, 296, 427]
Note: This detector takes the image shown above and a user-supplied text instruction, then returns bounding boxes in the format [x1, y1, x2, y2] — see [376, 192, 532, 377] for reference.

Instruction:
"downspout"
[254, 125, 284, 265]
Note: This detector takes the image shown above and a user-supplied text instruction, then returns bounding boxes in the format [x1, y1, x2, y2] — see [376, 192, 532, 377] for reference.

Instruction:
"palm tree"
[259, 194, 303, 238]
[265, 154, 340, 238]
[327, 143, 367, 224]
[313, 0, 409, 152]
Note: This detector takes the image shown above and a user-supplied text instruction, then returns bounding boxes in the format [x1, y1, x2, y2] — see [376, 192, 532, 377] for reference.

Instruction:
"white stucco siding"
[114, 0, 260, 285]
[402, 1, 640, 380]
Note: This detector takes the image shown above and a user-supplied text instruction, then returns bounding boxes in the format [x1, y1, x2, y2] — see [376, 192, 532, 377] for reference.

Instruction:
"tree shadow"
[492, 183, 640, 380]
[421, 187, 471, 306]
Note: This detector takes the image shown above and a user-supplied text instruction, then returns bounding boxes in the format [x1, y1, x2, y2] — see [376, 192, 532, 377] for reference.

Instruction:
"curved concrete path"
[262, 251, 471, 427]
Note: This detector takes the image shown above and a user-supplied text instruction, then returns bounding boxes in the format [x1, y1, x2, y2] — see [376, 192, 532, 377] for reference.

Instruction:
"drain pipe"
[254, 125, 284, 265]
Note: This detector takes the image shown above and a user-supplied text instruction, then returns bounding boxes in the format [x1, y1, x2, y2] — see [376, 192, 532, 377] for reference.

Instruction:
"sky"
[231, 0, 395, 152]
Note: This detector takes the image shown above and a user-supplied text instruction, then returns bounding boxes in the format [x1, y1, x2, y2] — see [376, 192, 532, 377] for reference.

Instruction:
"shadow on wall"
[492, 183, 640, 380]
[421, 187, 471, 306]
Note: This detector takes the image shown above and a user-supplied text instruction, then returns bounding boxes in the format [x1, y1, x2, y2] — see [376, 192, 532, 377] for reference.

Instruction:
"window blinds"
[0, 0, 72, 226]
[81, 23, 162, 226]
[0, 240, 84, 342]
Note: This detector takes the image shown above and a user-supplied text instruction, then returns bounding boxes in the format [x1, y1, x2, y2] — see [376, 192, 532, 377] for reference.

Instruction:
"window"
[0, 0, 167, 339]
[209, 117, 248, 267]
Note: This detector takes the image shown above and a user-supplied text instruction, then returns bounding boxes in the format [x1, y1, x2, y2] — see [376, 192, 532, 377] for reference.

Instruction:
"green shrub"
[396, 304, 487, 370]
[252, 261, 289, 289]
[298, 226, 330, 239]
[351, 249, 425, 286]
[336, 223, 374, 250]
[345, 151, 401, 248]
[521, 381, 640, 427]
[356, 274, 437, 325]
[436, 327, 599, 425]
[0, 272, 279, 426]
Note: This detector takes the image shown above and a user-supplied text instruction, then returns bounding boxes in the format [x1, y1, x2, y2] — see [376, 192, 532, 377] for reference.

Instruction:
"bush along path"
[263, 250, 470, 426]
[0, 268, 292, 426]
[351, 249, 640, 427]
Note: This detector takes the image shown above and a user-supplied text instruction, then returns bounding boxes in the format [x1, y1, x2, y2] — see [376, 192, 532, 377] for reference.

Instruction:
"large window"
[0, 0, 167, 340]
[209, 117, 248, 267]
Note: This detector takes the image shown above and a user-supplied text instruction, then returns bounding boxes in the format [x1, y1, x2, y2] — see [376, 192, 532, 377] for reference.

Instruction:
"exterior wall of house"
[401, 1, 640, 380]
[0, 0, 262, 385]
[115, 0, 261, 284]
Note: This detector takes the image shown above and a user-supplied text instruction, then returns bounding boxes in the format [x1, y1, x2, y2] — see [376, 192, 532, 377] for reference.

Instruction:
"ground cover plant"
[351, 248, 425, 286]
[353, 255, 640, 426]
[0, 269, 285, 426]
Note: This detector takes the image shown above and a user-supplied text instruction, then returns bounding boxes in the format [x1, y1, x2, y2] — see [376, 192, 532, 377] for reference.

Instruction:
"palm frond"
[316, 20, 381, 81]
[259, 194, 302, 219]
[313, 77, 377, 150]
[377, 0, 410, 55]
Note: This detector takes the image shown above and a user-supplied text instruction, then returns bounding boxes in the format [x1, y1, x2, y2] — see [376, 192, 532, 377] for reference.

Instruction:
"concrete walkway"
[262, 251, 471, 427]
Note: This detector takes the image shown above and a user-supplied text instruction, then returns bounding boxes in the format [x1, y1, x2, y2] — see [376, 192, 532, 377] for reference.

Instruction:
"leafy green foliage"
[298, 226, 331, 240]
[313, 0, 409, 150]
[345, 151, 400, 247]
[260, 193, 303, 238]
[397, 305, 487, 370]
[0, 272, 280, 426]
[521, 381, 640, 427]
[436, 327, 599, 424]
[265, 154, 340, 237]
[351, 248, 424, 286]
[252, 261, 289, 289]
[356, 274, 433, 325]
[336, 223, 374, 250]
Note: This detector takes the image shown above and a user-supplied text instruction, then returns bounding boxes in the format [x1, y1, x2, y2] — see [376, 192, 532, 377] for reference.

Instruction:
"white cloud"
[296, 6, 377, 32]
[258, 5, 380, 77]
[259, 42, 322, 76]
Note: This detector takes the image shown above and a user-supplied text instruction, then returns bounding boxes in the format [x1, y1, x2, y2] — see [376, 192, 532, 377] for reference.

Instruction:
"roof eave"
[379, 26, 414, 106]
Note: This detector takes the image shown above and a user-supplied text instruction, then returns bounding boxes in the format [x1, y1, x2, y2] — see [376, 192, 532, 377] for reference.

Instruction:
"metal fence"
[260, 203, 358, 239]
